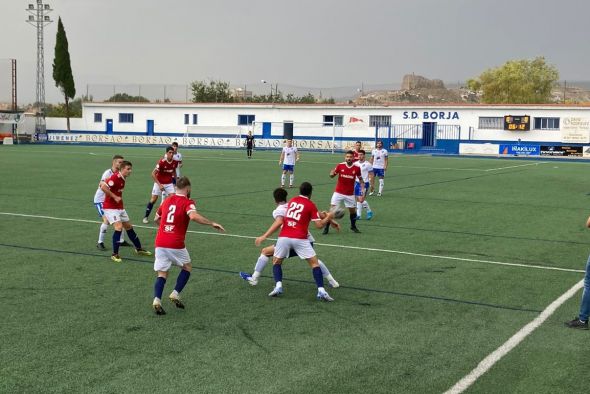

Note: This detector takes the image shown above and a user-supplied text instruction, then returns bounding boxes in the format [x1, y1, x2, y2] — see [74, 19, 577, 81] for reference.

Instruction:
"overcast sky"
[1, 0, 589, 103]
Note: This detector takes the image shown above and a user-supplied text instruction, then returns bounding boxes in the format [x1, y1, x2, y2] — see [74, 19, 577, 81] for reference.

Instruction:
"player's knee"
[182, 263, 192, 272]
[262, 246, 274, 256]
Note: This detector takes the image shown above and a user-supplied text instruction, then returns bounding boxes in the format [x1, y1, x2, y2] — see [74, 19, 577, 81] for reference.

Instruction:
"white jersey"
[173, 152, 183, 177]
[354, 160, 373, 183]
[273, 203, 315, 243]
[93, 168, 115, 203]
[282, 147, 298, 166]
[371, 148, 388, 169]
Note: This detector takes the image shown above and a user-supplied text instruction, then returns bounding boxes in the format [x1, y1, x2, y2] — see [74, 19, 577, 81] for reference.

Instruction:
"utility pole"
[26, 1, 53, 135]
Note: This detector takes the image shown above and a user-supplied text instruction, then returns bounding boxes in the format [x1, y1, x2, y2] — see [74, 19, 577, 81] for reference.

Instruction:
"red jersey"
[155, 194, 197, 249]
[278, 196, 321, 240]
[353, 150, 361, 162]
[102, 173, 125, 209]
[334, 162, 362, 195]
[154, 158, 178, 185]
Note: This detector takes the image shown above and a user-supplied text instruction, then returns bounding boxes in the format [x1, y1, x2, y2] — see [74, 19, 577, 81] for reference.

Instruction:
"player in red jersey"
[352, 141, 362, 162]
[100, 161, 153, 263]
[323, 150, 364, 234]
[151, 176, 225, 315]
[143, 146, 178, 223]
[265, 182, 337, 301]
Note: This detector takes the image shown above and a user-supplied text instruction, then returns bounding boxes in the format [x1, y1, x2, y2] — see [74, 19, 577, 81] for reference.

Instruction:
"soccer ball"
[330, 206, 346, 219]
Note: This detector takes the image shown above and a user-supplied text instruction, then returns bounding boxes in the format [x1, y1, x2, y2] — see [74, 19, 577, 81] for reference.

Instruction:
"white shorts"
[154, 247, 191, 272]
[330, 192, 356, 208]
[103, 209, 130, 224]
[151, 183, 175, 197]
[274, 237, 316, 260]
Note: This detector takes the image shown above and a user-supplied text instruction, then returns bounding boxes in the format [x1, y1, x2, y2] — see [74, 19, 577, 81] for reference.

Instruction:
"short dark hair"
[273, 187, 288, 203]
[356, 141, 362, 144]
[166, 146, 174, 152]
[358, 149, 366, 155]
[346, 150, 354, 155]
[172, 142, 179, 147]
[299, 182, 313, 197]
[112, 154, 124, 161]
[176, 176, 191, 190]
[120, 160, 132, 169]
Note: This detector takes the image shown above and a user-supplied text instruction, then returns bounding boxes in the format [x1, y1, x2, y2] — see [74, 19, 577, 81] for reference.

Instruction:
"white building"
[37, 102, 590, 156]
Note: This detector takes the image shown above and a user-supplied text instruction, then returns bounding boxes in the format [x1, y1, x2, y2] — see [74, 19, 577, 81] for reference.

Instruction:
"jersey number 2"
[166, 205, 176, 223]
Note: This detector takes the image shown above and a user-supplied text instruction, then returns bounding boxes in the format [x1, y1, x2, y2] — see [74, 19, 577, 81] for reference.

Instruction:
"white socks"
[281, 174, 286, 186]
[254, 254, 269, 273]
[289, 174, 294, 186]
[98, 223, 125, 243]
[379, 178, 384, 194]
[98, 223, 108, 243]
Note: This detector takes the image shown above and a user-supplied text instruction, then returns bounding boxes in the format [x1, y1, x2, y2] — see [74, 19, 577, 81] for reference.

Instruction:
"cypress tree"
[52, 17, 76, 132]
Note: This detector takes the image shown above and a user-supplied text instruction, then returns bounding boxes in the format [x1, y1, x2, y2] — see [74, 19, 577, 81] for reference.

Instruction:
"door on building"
[106, 119, 113, 134]
[262, 122, 272, 139]
[422, 122, 437, 147]
[147, 120, 154, 135]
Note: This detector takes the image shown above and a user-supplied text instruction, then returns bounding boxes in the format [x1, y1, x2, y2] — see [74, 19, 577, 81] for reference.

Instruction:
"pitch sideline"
[444, 279, 584, 393]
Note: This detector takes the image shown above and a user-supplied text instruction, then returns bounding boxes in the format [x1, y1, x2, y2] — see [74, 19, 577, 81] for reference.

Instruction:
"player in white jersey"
[369, 140, 388, 196]
[279, 139, 300, 188]
[239, 188, 340, 287]
[172, 142, 183, 181]
[354, 150, 374, 220]
[93, 155, 127, 250]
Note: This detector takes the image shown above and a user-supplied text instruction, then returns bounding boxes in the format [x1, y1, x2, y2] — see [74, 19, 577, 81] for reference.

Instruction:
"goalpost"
[184, 125, 250, 148]
[251, 121, 342, 153]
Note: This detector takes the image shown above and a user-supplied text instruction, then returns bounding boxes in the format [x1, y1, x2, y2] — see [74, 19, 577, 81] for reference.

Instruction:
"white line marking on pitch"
[484, 162, 547, 171]
[444, 279, 584, 394]
[0, 211, 583, 274]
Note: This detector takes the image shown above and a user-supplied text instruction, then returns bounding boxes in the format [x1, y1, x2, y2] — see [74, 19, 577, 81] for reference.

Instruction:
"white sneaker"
[328, 278, 340, 288]
[369, 191, 374, 196]
[142, 217, 149, 224]
[268, 286, 283, 297]
[317, 289, 334, 302]
[377, 193, 382, 197]
[239, 272, 258, 286]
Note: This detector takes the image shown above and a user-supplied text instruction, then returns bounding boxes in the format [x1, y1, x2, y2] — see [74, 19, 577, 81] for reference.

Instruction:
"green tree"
[46, 97, 83, 118]
[52, 17, 76, 131]
[467, 57, 559, 104]
[191, 80, 234, 103]
[106, 93, 150, 103]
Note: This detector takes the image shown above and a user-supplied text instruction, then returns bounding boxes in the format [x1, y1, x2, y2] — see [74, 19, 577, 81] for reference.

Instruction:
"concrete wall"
[39, 103, 590, 143]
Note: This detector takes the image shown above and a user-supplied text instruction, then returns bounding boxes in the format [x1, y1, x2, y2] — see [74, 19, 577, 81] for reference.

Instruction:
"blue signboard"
[499, 144, 540, 156]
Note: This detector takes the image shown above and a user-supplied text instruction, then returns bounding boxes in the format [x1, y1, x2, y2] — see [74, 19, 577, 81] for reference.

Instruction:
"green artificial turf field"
[0, 144, 588, 393]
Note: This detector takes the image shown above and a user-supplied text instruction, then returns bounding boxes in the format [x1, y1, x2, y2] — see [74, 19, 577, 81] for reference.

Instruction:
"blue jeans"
[579, 256, 590, 321]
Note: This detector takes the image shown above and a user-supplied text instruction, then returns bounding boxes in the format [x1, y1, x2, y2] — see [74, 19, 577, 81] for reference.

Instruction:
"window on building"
[323, 115, 344, 126]
[369, 115, 391, 127]
[94, 113, 102, 123]
[534, 117, 560, 130]
[184, 114, 189, 125]
[192, 114, 198, 125]
[478, 117, 503, 130]
[119, 113, 134, 123]
[238, 114, 255, 125]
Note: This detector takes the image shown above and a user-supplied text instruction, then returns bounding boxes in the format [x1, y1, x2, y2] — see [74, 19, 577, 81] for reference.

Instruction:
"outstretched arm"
[255, 217, 284, 246]
[312, 211, 334, 229]
[188, 211, 225, 232]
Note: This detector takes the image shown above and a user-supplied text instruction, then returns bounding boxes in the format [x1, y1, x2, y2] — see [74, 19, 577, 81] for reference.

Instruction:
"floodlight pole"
[26, 0, 53, 134]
